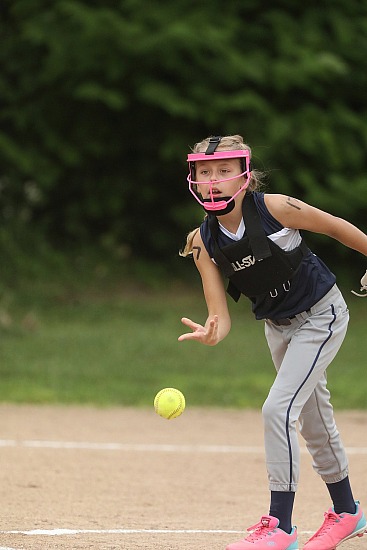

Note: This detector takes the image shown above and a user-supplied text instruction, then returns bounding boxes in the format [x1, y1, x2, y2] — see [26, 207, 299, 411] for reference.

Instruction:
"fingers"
[178, 317, 203, 342]
[180, 317, 201, 331]
[178, 315, 219, 345]
[206, 315, 219, 344]
[178, 332, 199, 342]
[210, 314, 219, 328]
[351, 270, 367, 297]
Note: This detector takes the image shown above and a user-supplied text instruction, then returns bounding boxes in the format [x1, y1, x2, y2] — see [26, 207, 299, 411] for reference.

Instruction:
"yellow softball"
[154, 388, 186, 420]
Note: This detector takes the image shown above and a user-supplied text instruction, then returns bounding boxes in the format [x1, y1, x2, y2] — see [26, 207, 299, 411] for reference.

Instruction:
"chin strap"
[202, 196, 235, 216]
[351, 270, 367, 297]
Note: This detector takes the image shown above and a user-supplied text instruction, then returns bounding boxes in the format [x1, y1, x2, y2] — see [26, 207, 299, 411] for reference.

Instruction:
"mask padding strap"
[205, 136, 222, 155]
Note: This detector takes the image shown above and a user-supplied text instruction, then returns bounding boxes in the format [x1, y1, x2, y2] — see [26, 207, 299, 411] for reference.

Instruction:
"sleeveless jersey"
[200, 192, 336, 320]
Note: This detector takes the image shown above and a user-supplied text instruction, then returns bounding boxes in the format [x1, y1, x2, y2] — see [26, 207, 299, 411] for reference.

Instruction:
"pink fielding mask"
[187, 150, 252, 212]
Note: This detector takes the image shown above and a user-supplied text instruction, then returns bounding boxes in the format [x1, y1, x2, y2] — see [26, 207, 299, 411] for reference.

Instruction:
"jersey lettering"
[231, 255, 256, 271]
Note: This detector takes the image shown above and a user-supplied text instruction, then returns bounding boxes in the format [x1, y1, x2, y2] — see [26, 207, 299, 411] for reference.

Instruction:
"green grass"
[0, 278, 366, 409]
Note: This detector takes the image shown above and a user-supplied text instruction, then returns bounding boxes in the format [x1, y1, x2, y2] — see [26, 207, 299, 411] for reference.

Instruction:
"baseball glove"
[351, 270, 367, 297]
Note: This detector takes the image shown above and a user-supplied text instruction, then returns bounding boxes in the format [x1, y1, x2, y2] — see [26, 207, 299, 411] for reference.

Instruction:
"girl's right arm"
[178, 231, 232, 345]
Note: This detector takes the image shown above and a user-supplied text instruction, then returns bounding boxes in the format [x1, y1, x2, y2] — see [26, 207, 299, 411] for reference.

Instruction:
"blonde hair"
[192, 134, 262, 192]
[179, 227, 201, 258]
[180, 134, 264, 257]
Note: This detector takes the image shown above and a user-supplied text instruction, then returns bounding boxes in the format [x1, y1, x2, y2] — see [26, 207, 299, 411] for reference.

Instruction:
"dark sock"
[269, 491, 295, 534]
[326, 476, 356, 515]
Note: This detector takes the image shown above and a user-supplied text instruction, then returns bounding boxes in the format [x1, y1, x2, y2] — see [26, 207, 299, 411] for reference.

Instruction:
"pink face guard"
[187, 150, 252, 212]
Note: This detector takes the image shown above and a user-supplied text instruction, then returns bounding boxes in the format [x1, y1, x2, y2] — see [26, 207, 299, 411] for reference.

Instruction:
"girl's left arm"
[265, 194, 367, 256]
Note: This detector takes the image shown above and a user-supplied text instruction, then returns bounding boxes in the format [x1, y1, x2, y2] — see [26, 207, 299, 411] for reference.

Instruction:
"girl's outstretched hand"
[178, 315, 219, 346]
[351, 269, 367, 297]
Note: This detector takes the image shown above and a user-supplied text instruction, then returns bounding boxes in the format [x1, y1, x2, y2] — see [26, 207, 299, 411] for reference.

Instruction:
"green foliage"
[0, 0, 366, 274]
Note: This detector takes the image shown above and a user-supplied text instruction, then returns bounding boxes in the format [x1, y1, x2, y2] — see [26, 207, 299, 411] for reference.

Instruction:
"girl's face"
[195, 158, 245, 201]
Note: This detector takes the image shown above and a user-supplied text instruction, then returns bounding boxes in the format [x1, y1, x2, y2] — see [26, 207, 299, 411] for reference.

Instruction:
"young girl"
[178, 134, 367, 550]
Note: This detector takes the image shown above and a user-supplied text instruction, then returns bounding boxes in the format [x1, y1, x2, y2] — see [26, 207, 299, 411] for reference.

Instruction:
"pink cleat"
[303, 501, 366, 549]
[226, 515, 298, 550]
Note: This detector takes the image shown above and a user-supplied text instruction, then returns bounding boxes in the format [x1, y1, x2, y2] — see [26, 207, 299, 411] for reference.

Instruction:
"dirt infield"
[0, 405, 366, 549]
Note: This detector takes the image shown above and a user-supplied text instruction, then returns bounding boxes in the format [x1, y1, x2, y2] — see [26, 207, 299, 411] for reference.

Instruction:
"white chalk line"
[0, 527, 315, 536]
[0, 439, 367, 454]
[0, 439, 263, 453]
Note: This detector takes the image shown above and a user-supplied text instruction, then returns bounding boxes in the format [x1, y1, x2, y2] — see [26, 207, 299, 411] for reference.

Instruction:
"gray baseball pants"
[263, 284, 350, 492]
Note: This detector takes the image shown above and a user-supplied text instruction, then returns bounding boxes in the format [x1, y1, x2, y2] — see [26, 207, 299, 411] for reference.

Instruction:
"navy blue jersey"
[200, 192, 336, 320]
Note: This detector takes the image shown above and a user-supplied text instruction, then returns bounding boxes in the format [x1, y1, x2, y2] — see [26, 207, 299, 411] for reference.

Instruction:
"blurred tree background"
[1, 0, 367, 288]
